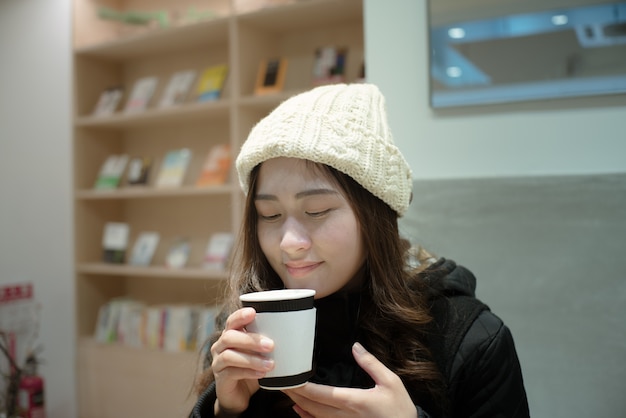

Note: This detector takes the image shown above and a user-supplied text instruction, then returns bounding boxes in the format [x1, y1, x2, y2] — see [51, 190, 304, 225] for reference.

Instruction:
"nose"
[279, 217, 311, 254]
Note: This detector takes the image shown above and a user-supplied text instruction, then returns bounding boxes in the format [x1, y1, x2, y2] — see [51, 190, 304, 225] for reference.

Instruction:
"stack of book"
[94, 298, 221, 353]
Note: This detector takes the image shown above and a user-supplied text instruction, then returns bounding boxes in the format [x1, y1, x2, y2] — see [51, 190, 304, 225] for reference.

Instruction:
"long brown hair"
[195, 161, 447, 413]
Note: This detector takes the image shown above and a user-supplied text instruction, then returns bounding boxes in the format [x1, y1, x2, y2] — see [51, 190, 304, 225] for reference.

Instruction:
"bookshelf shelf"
[77, 262, 229, 280]
[76, 184, 235, 200]
[75, 17, 231, 60]
[72, 0, 363, 416]
[75, 99, 231, 129]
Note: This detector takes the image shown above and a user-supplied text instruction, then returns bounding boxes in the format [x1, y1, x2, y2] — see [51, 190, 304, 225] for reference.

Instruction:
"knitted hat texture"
[235, 83, 413, 216]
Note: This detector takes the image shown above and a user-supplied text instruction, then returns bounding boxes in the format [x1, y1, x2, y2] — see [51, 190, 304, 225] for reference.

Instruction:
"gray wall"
[0, 1, 75, 417]
[399, 174, 626, 417]
[364, 0, 626, 180]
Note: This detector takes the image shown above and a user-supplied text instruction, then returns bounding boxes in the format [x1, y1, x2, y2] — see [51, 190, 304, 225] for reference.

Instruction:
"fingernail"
[260, 337, 274, 350]
[262, 359, 274, 370]
[353, 342, 366, 354]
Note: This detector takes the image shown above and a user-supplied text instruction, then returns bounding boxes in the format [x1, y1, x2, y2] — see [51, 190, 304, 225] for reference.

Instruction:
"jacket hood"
[425, 258, 477, 298]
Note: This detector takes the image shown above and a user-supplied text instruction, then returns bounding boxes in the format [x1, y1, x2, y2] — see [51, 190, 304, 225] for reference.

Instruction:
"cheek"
[257, 225, 275, 257]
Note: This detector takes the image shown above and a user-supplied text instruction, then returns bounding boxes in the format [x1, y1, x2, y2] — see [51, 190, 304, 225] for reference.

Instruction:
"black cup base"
[259, 370, 314, 390]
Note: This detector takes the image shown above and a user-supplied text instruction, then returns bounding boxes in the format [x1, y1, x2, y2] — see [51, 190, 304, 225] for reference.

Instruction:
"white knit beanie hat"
[236, 83, 413, 216]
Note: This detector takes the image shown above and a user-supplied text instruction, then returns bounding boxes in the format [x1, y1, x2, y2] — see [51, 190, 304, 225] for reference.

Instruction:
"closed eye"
[259, 213, 281, 221]
[306, 209, 332, 218]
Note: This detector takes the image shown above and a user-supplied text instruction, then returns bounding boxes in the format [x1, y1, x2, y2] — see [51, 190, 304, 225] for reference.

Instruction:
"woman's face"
[255, 157, 365, 298]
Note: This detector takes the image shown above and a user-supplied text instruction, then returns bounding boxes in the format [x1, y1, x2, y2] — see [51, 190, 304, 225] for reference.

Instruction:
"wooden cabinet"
[72, 0, 363, 416]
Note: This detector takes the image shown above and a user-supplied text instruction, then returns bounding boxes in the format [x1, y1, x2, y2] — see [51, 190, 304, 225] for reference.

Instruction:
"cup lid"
[240, 289, 315, 313]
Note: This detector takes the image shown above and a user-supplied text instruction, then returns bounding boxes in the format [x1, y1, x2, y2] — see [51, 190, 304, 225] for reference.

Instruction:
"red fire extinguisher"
[17, 353, 45, 418]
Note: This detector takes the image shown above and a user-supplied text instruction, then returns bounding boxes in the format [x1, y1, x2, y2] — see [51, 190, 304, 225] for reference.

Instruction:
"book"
[124, 76, 159, 113]
[254, 58, 288, 95]
[116, 299, 145, 347]
[94, 301, 116, 343]
[158, 70, 197, 108]
[94, 297, 134, 343]
[126, 156, 152, 186]
[101, 222, 130, 264]
[142, 305, 167, 350]
[163, 305, 199, 352]
[196, 305, 220, 353]
[129, 232, 160, 266]
[94, 154, 129, 190]
[92, 86, 123, 116]
[203, 232, 234, 270]
[195, 144, 231, 187]
[165, 238, 191, 269]
[312, 46, 348, 86]
[155, 148, 192, 188]
[196, 64, 228, 102]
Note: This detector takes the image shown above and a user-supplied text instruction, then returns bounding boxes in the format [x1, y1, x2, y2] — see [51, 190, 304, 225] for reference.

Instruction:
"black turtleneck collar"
[311, 291, 373, 388]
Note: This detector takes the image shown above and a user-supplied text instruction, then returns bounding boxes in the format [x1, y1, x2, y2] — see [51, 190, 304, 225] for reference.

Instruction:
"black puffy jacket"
[190, 259, 529, 417]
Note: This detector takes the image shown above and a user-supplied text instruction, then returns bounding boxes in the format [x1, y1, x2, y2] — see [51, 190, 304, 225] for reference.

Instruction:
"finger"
[292, 403, 315, 418]
[224, 307, 256, 330]
[211, 327, 274, 357]
[352, 342, 396, 387]
[285, 382, 348, 409]
[286, 388, 341, 416]
[213, 347, 274, 375]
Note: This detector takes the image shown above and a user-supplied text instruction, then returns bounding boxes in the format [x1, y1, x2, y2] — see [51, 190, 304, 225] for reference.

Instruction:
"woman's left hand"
[283, 342, 418, 418]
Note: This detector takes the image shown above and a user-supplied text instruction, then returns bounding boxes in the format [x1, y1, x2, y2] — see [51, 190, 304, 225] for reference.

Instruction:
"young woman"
[190, 83, 529, 417]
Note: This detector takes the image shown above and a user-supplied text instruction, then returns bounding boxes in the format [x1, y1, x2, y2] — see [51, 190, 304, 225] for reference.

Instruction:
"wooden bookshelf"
[72, 0, 363, 416]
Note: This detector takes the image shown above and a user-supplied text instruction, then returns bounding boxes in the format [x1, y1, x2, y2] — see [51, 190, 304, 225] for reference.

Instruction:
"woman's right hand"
[210, 307, 275, 415]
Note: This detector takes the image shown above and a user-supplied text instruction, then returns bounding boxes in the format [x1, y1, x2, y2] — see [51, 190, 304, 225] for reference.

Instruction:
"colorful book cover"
[163, 305, 199, 352]
[155, 148, 192, 188]
[124, 76, 159, 113]
[94, 154, 129, 190]
[312, 46, 347, 86]
[142, 305, 167, 350]
[203, 232, 234, 270]
[101, 222, 130, 264]
[165, 238, 191, 269]
[92, 86, 123, 116]
[196, 305, 220, 354]
[195, 144, 231, 187]
[126, 156, 152, 186]
[196, 64, 228, 102]
[129, 232, 160, 266]
[158, 69, 197, 108]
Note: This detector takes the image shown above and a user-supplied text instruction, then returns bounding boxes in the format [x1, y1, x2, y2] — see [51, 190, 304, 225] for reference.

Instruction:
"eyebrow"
[255, 188, 339, 201]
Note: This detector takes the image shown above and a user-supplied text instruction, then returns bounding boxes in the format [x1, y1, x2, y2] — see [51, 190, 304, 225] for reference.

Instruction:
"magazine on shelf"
[254, 58, 288, 95]
[126, 156, 152, 186]
[94, 297, 138, 343]
[94, 154, 129, 190]
[312, 46, 348, 86]
[165, 238, 191, 269]
[115, 299, 145, 347]
[102, 222, 130, 264]
[196, 64, 229, 102]
[92, 86, 124, 116]
[142, 305, 167, 350]
[195, 144, 231, 187]
[203, 232, 234, 270]
[158, 69, 197, 108]
[129, 232, 160, 266]
[124, 76, 159, 113]
[196, 305, 221, 353]
[154, 148, 192, 188]
[163, 305, 199, 352]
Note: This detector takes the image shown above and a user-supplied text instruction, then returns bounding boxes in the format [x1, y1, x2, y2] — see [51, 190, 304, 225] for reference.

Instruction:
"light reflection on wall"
[429, 2, 626, 107]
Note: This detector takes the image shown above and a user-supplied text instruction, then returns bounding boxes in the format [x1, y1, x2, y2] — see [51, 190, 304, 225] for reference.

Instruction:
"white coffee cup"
[240, 289, 316, 390]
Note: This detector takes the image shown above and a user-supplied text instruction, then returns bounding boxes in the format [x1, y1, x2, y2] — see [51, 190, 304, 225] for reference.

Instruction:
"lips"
[285, 261, 322, 277]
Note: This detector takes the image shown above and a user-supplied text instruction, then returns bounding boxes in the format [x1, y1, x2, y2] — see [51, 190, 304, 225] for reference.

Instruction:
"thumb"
[352, 342, 394, 386]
